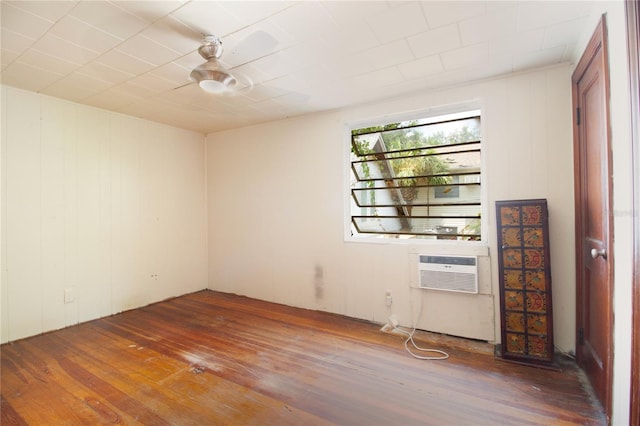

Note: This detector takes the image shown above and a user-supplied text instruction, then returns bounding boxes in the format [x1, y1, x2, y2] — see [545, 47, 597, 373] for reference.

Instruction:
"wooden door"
[626, 0, 640, 423]
[571, 16, 613, 419]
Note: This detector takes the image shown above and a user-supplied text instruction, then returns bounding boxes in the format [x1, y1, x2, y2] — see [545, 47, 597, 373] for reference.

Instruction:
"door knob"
[590, 248, 607, 259]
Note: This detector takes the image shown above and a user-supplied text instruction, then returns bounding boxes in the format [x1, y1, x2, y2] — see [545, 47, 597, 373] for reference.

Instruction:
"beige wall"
[0, 3, 631, 421]
[0, 86, 208, 343]
[206, 64, 577, 352]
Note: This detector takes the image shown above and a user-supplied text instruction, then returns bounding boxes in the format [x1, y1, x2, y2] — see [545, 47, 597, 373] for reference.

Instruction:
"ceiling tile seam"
[170, 0, 299, 48]
[108, 0, 184, 24]
[70, 2, 193, 80]
[2, 10, 180, 96]
[0, 1, 77, 73]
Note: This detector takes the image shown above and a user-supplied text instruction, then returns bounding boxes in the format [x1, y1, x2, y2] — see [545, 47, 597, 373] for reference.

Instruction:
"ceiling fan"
[186, 31, 277, 95]
[190, 34, 237, 94]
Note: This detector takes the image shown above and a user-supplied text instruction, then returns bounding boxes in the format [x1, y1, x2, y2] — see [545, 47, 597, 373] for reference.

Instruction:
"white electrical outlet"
[385, 290, 392, 306]
[64, 288, 75, 303]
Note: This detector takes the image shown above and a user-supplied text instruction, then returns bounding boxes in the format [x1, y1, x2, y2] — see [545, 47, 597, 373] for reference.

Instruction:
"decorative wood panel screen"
[496, 199, 554, 366]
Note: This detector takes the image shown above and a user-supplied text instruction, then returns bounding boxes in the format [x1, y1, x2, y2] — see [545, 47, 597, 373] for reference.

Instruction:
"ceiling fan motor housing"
[191, 35, 237, 93]
[198, 35, 223, 59]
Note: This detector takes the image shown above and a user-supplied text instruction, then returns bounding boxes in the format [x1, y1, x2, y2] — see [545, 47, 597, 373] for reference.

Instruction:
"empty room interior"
[1, 1, 639, 425]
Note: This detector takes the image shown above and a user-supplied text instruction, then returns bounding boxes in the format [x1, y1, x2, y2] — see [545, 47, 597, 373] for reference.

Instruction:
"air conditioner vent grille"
[417, 255, 478, 293]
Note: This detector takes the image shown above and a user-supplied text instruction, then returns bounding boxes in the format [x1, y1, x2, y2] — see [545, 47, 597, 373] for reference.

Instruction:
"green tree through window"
[350, 111, 481, 240]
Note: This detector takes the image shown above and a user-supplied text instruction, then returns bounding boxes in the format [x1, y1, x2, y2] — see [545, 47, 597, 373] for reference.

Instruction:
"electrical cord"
[395, 286, 449, 360]
[393, 326, 449, 360]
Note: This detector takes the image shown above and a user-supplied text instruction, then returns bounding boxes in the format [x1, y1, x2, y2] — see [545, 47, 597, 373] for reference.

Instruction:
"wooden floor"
[2, 290, 606, 425]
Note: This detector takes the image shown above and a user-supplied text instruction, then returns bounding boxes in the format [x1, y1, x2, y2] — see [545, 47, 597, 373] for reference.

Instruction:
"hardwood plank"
[1, 290, 606, 425]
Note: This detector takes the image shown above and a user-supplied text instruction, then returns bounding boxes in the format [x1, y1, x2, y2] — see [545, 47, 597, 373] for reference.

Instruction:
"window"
[349, 109, 481, 241]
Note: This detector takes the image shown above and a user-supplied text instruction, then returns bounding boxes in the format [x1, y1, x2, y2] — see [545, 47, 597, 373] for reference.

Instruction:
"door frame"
[626, 0, 640, 423]
[571, 15, 614, 418]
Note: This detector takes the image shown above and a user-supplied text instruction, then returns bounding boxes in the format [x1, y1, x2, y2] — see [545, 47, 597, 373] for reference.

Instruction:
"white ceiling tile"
[245, 83, 287, 103]
[394, 75, 432, 93]
[515, 2, 553, 32]
[323, 1, 389, 26]
[140, 16, 201, 56]
[116, 34, 181, 66]
[172, 50, 204, 72]
[1, 49, 20, 68]
[42, 72, 113, 101]
[458, 6, 518, 45]
[270, 2, 338, 42]
[124, 73, 178, 94]
[295, 84, 353, 110]
[83, 90, 139, 110]
[7, 0, 78, 22]
[547, 1, 593, 24]
[218, 1, 295, 27]
[489, 28, 545, 57]
[49, 15, 122, 53]
[1, 61, 64, 92]
[170, 1, 245, 38]
[272, 91, 312, 109]
[238, 83, 284, 103]
[109, 81, 156, 99]
[371, 75, 430, 101]
[246, 96, 291, 118]
[261, 74, 308, 94]
[281, 37, 334, 69]
[96, 48, 156, 75]
[486, 1, 521, 12]
[290, 64, 341, 88]
[110, 0, 183, 22]
[233, 19, 298, 53]
[420, 1, 486, 29]
[366, 2, 428, 42]
[227, 62, 268, 87]
[190, 95, 249, 115]
[371, 38, 415, 67]
[337, 39, 414, 78]
[117, 98, 162, 116]
[150, 61, 192, 86]
[321, 21, 381, 57]
[517, 1, 593, 32]
[419, 67, 469, 90]
[18, 49, 79, 76]
[513, 45, 565, 71]
[236, 51, 301, 83]
[467, 55, 514, 81]
[0, 0, 602, 134]
[222, 29, 283, 68]
[77, 61, 135, 84]
[397, 55, 444, 80]
[407, 24, 461, 58]
[562, 43, 577, 62]
[33, 33, 100, 65]
[69, 1, 150, 40]
[543, 17, 588, 49]
[0, 2, 56, 39]
[148, 82, 201, 106]
[441, 42, 489, 70]
[344, 67, 405, 92]
[1, 28, 35, 54]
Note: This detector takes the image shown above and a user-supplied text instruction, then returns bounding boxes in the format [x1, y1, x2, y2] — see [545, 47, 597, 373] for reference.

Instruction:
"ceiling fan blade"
[226, 30, 278, 68]
[172, 80, 195, 91]
[227, 73, 254, 96]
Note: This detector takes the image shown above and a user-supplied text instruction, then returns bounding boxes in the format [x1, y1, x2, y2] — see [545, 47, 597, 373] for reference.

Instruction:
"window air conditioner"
[417, 255, 478, 293]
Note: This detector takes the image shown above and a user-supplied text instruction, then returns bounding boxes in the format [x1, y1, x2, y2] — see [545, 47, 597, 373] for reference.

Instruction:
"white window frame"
[344, 102, 488, 246]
